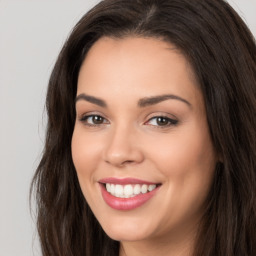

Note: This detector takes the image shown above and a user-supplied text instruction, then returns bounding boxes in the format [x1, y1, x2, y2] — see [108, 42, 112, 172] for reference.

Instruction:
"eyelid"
[78, 112, 110, 126]
[78, 111, 107, 119]
[144, 113, 179, 128]
[145, 112, 178, 121]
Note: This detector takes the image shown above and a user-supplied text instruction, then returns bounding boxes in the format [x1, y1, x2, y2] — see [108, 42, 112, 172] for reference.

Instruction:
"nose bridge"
[103, 120, 143, 166]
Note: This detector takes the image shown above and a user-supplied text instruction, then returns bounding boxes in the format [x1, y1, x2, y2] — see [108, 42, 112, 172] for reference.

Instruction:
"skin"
[71, 37, 218, 256]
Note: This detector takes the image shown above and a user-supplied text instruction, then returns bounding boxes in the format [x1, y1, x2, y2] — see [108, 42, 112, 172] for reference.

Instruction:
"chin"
[105, 228, 149, 242]
[99, 217, 155, 242]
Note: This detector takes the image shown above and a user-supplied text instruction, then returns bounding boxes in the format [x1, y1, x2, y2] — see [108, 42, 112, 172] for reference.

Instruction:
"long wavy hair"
[31, 0, 256, 255]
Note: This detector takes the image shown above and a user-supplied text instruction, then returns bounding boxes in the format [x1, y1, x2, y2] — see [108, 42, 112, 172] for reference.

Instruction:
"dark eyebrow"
[138, 94, 191, 108]
[75, 93, 107, 108]
[75, 93, 191, 108]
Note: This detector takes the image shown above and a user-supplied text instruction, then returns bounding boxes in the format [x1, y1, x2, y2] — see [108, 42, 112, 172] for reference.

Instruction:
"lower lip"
[99, 184, 160, 211]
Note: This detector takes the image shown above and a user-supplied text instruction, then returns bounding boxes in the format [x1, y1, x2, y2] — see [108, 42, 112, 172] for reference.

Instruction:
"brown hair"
[31, 0, 256, 255]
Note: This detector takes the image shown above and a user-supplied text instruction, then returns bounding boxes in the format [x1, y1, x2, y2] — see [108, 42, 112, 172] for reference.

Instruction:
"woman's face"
[72, 37, 217, 244]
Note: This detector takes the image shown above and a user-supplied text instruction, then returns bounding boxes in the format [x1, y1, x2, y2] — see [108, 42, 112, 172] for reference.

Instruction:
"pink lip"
[99, 177, 158, 185]
[98, 178, 161, 211]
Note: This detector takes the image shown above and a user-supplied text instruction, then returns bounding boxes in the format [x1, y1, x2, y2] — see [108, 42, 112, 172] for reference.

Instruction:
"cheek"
[142, 127, 216, 226]
[71, 126, 102, 187]
[147, 122, 215, 176]
[143, 122, 216, 203]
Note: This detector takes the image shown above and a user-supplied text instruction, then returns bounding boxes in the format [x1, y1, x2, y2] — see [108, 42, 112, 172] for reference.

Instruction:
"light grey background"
[0, 1, 255, 255]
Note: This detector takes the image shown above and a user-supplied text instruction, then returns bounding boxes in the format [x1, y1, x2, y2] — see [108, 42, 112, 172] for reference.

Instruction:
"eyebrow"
[138, 94, 191, 107]
[75, 93, 191, 108]
[75, 93, 107, 107]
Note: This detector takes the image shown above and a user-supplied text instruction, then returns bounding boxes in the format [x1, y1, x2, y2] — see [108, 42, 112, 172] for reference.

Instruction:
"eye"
[79, 114, 109, 126]
[145, 116, 178, 127]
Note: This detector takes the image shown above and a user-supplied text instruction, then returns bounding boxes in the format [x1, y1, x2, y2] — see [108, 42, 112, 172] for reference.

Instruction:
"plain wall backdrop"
[0, 1, 255, 255]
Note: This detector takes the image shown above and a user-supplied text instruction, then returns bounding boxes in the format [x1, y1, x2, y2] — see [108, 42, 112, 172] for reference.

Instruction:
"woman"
[31, 0, 256, 255]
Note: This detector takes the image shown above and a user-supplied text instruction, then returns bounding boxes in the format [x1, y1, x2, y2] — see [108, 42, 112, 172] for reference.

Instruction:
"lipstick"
[98, 178, 161, 211]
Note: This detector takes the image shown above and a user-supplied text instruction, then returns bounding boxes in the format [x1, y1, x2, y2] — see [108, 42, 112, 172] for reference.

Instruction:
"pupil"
[93, 116, 103, 124]
[157, 117, 168, 126]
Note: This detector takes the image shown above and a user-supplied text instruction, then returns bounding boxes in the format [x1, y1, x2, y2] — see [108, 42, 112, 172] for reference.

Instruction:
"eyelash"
[79, 114, 109, 127]
[79, 114, 178, 129]
[145, 116, 178, 128]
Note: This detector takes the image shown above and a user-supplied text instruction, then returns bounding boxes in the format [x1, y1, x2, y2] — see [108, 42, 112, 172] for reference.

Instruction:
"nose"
[103, 125, 144, 167]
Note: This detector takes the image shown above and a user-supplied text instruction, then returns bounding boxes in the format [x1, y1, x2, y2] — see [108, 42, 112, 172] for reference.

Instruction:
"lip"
[99, 177, 159, 185]
[98, 177, 161, 211]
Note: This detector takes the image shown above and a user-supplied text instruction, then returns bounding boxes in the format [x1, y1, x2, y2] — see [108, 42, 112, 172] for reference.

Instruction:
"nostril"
[123, 160, 134, 164]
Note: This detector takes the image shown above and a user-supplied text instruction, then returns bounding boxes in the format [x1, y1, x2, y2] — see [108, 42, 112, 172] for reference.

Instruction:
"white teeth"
[115, 185, 123, 197]
[105, 183, 158, 198]
[141, 184, 148, 194]
[134, 184, 141, 195]
[110, 184, 115, 194]
[148, 184, 156, 191]
[106, 183, 111, 192]
[124, 185, 133, 197]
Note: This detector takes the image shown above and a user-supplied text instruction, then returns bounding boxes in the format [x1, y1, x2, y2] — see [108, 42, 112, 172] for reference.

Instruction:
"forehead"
[77, 36, 203, 110]
[79, 36, 194, 80]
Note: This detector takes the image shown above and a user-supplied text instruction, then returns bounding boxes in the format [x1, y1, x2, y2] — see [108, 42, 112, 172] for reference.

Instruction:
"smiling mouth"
[103, 183, 161, 198]
[99, 178, 162, 210]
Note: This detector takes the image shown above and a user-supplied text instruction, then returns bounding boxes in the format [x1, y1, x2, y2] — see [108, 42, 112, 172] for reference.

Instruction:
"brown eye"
[146, 116, 178, 128]
[156, 117, 170, 126]
[80, 115, 109, 126]
[92, 115, 104, 124]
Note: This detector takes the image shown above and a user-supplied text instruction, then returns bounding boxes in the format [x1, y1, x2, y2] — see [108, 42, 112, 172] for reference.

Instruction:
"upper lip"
[98, 177, 161, 185]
